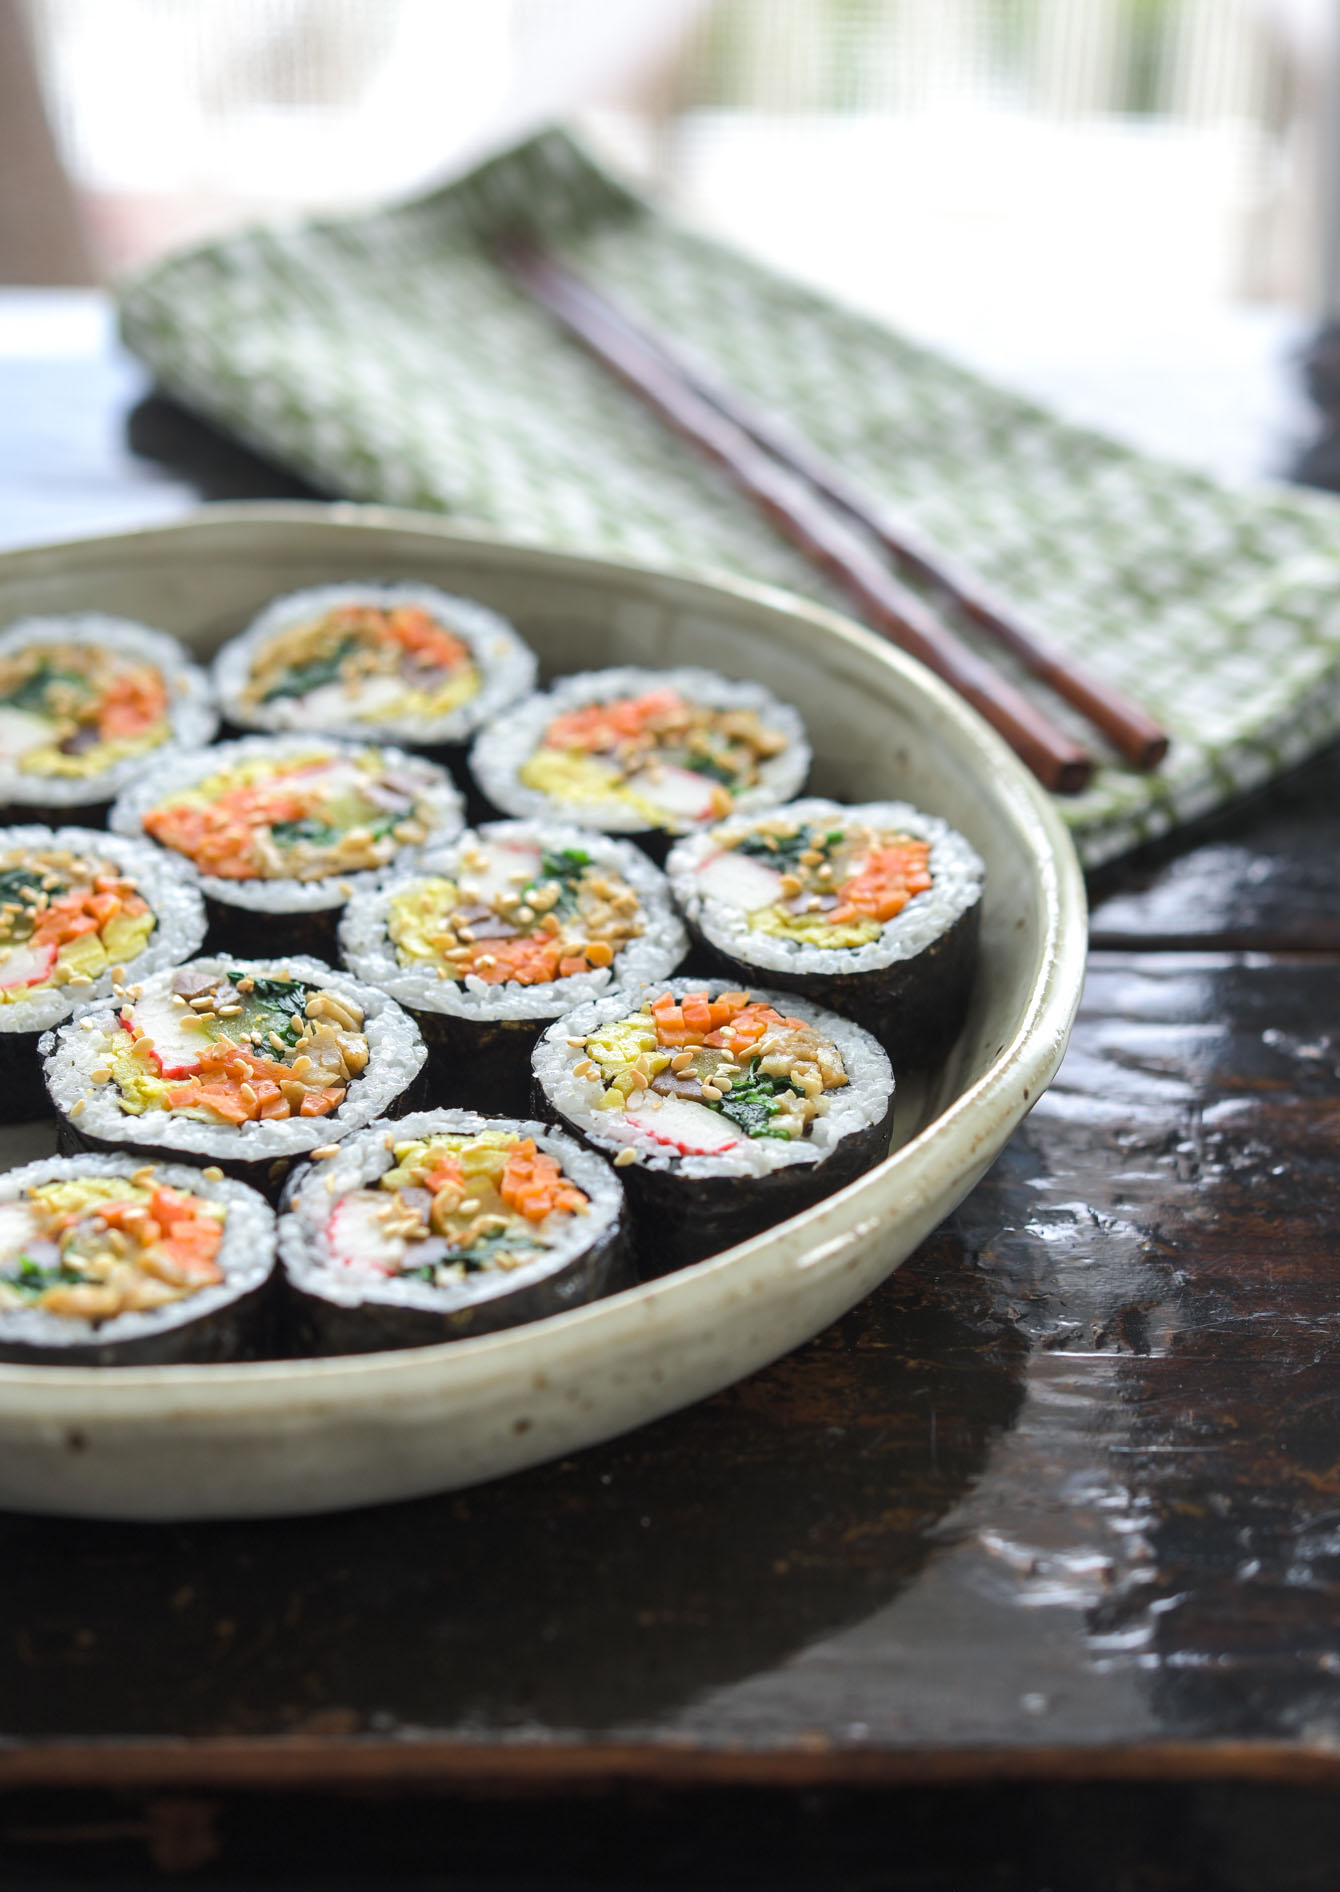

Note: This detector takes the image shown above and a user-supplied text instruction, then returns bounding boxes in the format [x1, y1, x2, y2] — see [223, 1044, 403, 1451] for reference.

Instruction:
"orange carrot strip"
[384, 607, 471, 670]
[544, 688, 687, 752]
[831, 841, 933, 925]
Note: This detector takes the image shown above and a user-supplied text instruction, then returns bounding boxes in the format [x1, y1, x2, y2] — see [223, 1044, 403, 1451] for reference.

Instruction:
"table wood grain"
[2, 295, 1340, 1888]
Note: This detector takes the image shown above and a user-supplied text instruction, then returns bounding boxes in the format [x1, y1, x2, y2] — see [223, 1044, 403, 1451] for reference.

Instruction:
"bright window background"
[22, 0, 1335, 477]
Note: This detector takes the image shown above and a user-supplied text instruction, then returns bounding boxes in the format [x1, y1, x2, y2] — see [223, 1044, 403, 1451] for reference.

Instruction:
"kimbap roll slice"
[110, 736, 463, 956]
[338, 821, 688, 1112]
[0, 825, 207, 1121]
[666, 799, 983, 1063]
[41, 954, 426, 1198]
[532, 979, 894, 1274]
[0, 614, 216, 821]
[214, 582, 537, 755]
[280, 1109, 630, 1353]
[470, 667, 810, 857]
[0, 1154, 275, 1365]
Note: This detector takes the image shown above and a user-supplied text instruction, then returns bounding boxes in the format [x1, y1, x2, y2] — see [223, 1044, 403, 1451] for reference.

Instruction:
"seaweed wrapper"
[117, 128, 1340, 867]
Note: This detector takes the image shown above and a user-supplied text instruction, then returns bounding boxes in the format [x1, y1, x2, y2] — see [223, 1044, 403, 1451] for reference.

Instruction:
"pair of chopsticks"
[497, 241, 1169, 795]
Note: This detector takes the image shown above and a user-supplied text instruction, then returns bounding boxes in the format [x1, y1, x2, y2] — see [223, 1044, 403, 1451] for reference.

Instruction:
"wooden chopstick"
[500, 240, 1094, 795]
[541, 259, 1168, 773]
[507, 244, 1172, 776]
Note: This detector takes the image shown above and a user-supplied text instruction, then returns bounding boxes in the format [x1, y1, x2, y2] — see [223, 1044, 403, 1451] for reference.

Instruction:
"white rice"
[469, 666, 811, 835]
[0, 1152, 274, 1354]
[0, 614, 217, 808]
[664, 797, 985, 978]
[40, 953, 426, 1163]
[213, 582, 537, 746]
[108, 734, 464, 915]
[338, 820, 688, 1024]
[0, 825, 207, 1036]
[533, 978, 893, 1183]
[280, 1108, 624, 1314]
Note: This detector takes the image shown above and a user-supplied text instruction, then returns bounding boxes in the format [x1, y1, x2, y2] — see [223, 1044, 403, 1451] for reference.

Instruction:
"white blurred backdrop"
[15, 0, 1339, 476]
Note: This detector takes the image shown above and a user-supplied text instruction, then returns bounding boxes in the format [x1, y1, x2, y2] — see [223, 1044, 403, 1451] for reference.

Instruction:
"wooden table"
[3, 296, 1340, 1889]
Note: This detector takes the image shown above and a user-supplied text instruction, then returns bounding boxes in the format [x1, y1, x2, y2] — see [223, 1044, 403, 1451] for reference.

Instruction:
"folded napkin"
[118, 128, 1340, 867]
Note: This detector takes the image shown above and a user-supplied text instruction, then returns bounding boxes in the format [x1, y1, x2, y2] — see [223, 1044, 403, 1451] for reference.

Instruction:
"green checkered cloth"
[117, 128, 1340, 867]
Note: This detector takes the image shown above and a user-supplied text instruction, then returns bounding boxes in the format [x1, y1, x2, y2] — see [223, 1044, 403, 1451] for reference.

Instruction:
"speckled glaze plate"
[0, 504, 1086, 1519]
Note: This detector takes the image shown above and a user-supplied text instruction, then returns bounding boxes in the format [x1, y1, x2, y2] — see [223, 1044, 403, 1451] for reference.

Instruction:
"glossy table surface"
[3, 292, 1340, 1889]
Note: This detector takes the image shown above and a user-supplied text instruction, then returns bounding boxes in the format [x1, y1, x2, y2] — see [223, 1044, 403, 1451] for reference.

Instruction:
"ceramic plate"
[0, 504, 1086, 1519]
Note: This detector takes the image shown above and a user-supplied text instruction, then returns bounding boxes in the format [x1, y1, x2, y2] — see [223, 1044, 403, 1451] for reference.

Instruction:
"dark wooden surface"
[3, 295, 1340, 1887]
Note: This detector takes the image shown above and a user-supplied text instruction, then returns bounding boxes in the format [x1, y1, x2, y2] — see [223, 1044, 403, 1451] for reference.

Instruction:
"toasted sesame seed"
[90, 1067, 112, 1084]
[613, 1147, 637, 1167]
[201, 1165, 224, 1182]
[312, 1144, 340, 1159]
[566, 1035, 587, 1048]
[69, 1098, 85, 1117]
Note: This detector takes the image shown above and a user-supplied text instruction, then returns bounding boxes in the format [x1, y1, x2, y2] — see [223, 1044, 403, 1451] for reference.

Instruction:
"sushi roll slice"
[0, 614, 216, 823]
[532, 978, 894, 1274]
[470, 667, 810, 859]
[110, 735, 463, 957]
[665, 799, 984, 1064]
[213, 582, 537, 760]
[0, 825, 207, 1122]
[338, 821, 689, 1113]
[280, 1109, 630, 1353]
[0, 1154, 275, 1365]
[41, 954, 426, 1199]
